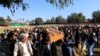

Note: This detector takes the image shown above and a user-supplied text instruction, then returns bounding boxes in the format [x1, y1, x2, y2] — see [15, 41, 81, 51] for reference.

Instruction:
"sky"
[0, 0, 100, 21]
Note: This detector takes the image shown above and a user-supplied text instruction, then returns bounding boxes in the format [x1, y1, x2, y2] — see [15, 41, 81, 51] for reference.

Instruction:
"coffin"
[46, 28, 64, 42]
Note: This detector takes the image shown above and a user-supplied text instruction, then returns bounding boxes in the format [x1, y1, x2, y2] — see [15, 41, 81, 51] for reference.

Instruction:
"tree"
[44, 19, 51, 24]
[0, 17, 5, 22]
[0, 0, 72, 14]
[46, 0, 73, 9]
[55, 15, 66, 24]
[67, 13, 85, 23]
[51, 17, 55, 24]
[92, 10, 100, 23]
[29, 20, 35, 25]
[0, 17, 6, 25]
[35, 17, 43, 25]
[6, 16, 12, 22]
[5, 16, 12, 26]
[0, 0, 29, 15]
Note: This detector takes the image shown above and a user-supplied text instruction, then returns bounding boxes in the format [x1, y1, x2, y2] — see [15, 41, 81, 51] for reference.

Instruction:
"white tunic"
[14, 42, 31, 56]
[22, 43, 30, 56]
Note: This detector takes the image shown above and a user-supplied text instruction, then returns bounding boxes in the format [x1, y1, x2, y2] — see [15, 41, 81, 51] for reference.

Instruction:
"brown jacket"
[54, 45, 63, 56]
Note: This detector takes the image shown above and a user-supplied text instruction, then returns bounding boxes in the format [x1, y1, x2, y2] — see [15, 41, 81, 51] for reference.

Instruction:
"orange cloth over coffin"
[46, 28, 64, 42]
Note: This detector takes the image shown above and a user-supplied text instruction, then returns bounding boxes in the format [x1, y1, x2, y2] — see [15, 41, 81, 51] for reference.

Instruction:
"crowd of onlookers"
[0, 25, 100, 56]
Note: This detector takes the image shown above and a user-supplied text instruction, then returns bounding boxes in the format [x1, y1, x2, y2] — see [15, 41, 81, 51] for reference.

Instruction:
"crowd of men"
[0, 25, 99, 56]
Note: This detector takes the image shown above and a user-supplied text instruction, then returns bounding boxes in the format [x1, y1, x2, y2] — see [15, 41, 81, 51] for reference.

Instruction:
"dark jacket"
[88, 35, 97, 45]
[62, 36, 75, 56]
[41, 44, 52, 56]
[33, 41, 43, 56]
[0, 38, 16, 56]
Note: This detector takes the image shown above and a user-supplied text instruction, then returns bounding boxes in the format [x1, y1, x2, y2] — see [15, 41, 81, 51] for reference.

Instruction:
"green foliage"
[30, 20, 35, 25]
[35, 17, 43, 25]
[44, 16, 67, 24]
[55, 15, 66, 24]
[46, 0, 73, 9]
[0, 0, 28, 15]
[92, 10, 100, 23]
[44, 19, 51, 24]
[0, 21, 5, 25]
[0, 17, 5, 21]
[67, 13, 85, 23]
[0, 17, 6, 25]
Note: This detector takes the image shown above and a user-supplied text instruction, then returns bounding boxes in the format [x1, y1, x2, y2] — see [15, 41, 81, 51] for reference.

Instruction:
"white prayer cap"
[19, 33, 29, 39]
[93, 32, 96, 36]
